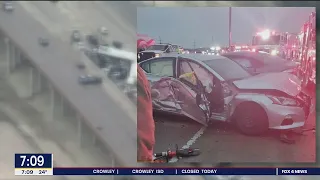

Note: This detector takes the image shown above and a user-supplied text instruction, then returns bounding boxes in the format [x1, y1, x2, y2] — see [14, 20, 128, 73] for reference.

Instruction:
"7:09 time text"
[21, 170, 34, 175]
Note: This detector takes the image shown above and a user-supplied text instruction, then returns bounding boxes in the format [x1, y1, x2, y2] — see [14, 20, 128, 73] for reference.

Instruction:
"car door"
[140, 57, 180, 113]
[170, 57, 213, 125]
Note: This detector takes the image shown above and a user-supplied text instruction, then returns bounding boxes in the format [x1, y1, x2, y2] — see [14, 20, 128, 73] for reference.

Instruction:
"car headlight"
[267, 95, 300, 106]
[155, 53, 160, 57]
[271, 50, 278, 56]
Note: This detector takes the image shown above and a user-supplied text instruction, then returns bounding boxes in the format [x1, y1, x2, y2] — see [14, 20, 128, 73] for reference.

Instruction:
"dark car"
[76, 62, 86, 69]
[222, 51, 298, 75]
[38, 38, 49, 47]
[71, 30, 81, 42]
[86, 34, 100, 47]
[78, 75, 102, 85]
[112, 41, 123, 49]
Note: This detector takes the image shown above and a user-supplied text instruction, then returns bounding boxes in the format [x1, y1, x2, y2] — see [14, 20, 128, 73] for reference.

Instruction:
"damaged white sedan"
[139, 54, 311, 135]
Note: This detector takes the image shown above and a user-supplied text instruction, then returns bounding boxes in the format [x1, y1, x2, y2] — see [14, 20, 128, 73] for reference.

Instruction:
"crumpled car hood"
[233, 72, 302, 97]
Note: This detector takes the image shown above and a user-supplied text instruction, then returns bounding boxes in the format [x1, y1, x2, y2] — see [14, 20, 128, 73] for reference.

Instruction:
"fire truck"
[251, 29, 299, 60]
[297, 12, 316, 88]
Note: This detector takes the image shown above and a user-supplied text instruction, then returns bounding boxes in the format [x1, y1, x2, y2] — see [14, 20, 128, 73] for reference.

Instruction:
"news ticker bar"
[14, 168, 320, 176]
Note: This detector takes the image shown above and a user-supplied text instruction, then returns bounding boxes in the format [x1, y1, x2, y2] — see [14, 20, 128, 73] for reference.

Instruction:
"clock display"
[15, 154, 52, 168]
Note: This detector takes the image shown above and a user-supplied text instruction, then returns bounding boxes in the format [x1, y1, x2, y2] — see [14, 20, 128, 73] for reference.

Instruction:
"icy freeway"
[0, 1, 138, 166]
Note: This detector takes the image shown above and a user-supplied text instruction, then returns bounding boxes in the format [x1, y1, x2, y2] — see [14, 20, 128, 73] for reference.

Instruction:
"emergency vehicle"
[297, 12, 316, 87]
[233, 45, 251, 52]
[251, 29, 299, 60]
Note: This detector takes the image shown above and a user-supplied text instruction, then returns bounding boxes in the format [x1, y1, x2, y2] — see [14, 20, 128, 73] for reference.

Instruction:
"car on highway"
[76, 62, 86, 69]
[78, 75, 102, 85]
[71, 30, 81, 42]
[38, 37, 49, 47]
[98, 26, 108, 36]
[222, 51, 298, 75]
[138, 44, 180, 62]
[86, 34, 100, 47]
[139, 54, 311, 135]
[112, 41, 123, 49]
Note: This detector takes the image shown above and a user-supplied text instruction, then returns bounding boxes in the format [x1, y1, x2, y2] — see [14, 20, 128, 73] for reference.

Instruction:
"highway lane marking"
[169, 126, 207, 163]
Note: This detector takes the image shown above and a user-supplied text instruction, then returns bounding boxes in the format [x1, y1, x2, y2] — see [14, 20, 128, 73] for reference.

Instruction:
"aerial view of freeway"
[0, 1, 319, 180]
[0, 3, 199, 180]
[0, 1, 144, 178]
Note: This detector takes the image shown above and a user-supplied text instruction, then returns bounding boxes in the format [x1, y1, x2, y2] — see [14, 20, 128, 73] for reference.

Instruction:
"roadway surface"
[0, 2, 137, 166]
[19, 1, 136, 52]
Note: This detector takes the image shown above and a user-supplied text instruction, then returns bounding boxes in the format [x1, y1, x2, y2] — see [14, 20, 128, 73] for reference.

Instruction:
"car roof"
[160, 54, 229, 62]
[222, 51, 269, 59]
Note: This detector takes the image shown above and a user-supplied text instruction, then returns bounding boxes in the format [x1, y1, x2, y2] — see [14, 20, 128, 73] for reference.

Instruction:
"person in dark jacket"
[137, 66, 155, 162]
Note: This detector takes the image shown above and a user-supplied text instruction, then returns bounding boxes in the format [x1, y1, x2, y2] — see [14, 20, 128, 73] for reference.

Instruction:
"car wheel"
[234, 102, 268, 136]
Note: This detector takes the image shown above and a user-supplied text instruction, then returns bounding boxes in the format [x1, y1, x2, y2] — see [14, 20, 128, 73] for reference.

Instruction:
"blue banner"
[278, 168, 319, 175]
[53, 168, 277, 175]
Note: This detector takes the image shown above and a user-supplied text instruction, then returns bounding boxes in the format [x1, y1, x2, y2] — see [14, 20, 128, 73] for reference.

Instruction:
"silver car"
[139, 54, 311, 135]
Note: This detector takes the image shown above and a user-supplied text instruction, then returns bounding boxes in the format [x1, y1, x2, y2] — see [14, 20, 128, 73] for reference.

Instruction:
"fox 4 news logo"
[282, 169, 308, 174]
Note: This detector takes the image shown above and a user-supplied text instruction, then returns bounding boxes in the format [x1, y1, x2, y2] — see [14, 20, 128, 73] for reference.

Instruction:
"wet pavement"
[154, 87, 316, 163]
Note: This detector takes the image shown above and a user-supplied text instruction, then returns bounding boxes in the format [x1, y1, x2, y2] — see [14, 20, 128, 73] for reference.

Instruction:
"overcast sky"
[137, 7, 315, 48]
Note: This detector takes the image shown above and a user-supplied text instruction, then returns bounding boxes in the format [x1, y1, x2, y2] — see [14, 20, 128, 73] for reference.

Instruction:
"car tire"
[234, 102, 268, 136]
